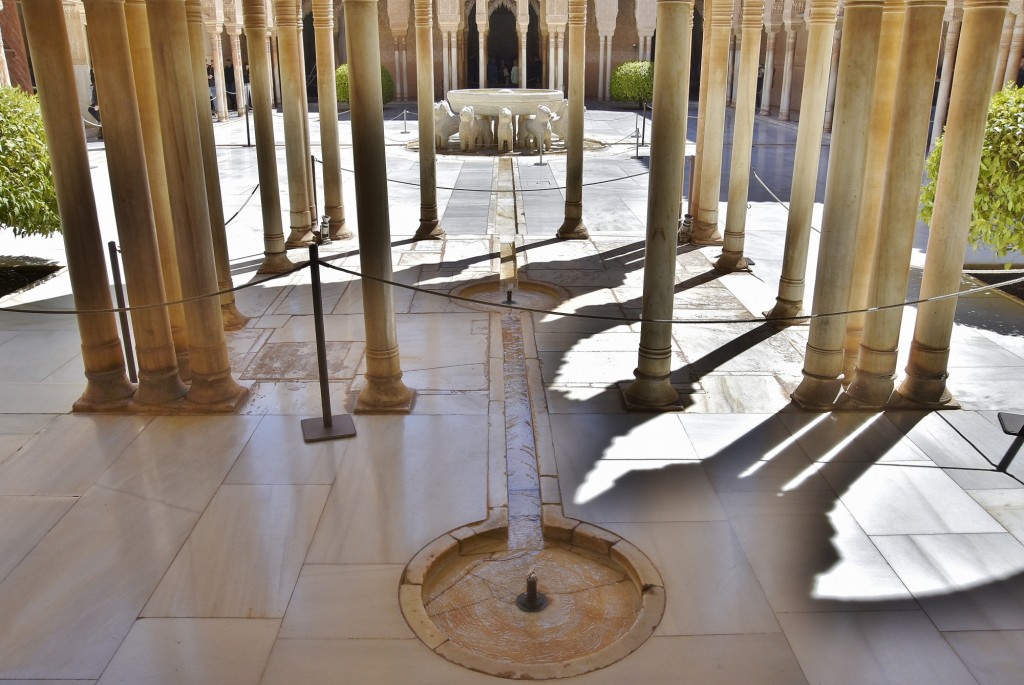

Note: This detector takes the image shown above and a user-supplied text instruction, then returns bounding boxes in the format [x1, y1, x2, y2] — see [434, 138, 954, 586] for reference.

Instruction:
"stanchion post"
[301, 244, 356, 442]
[642, 101, 648, 146]
[310, 154, 319, 220]
[403, 108, 408, 134]
[245, 105, 251, 147]
[107, 241, 137, 384]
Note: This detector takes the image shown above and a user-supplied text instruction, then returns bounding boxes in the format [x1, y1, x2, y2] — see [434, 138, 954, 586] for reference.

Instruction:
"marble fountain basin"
[447, 88, 565, 117]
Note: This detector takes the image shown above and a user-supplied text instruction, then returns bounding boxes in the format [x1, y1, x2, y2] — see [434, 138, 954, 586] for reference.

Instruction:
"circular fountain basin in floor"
[400, 520, 665, 680]
[452, 278, 569, 313]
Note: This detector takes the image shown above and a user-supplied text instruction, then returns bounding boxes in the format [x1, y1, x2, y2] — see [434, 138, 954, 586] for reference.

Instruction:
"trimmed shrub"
[609, 61, 654, 108]
[335, 64, 395, 105]
[920, 83, 1024, 264]
[0, 86, 61, 238]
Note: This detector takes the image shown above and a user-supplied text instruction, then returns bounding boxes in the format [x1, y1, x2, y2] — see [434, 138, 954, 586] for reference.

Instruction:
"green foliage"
[335, 64, 395, 105]
[921, 84, 1024, 264]
[609, 61, 654, 107]
[0, 86, 61, 238]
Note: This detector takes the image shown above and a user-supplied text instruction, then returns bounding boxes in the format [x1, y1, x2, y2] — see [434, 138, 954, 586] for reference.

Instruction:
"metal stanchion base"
[999, 413, 1024, 436]
[301, 415, 357, 443]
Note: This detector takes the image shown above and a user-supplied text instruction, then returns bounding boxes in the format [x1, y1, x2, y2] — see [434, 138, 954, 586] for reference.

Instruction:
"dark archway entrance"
[466, 3, 541, 88]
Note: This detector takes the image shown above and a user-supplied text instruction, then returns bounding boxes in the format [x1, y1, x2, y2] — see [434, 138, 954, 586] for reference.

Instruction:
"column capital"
[242, 0, 268, 30]
[961, 0, 1009, 8]
[273, 0, 300, 28]
[568, 0, 586, 25]
[224, 22, 243, 37]
[414, 0, 433, 28]
[806, 0, 839, 24]
[741, 0, 763, 27]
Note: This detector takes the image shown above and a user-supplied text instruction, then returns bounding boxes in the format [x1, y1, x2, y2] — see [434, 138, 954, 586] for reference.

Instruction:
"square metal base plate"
[998, 412, 1024, 436]
[301, 414, 357, 442]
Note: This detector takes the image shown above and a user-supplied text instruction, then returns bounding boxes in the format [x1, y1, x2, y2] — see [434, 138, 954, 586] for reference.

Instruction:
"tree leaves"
[335, 64, 395, 106]
[609, 61, 654, 106]
[0, 86, 62, 239]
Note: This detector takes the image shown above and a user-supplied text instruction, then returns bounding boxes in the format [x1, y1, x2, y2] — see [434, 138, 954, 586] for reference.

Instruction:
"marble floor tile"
[550, 413, 698, 462]
[279, 564, 413, 639]
[97, 416, 261, 513]
[730, 504, 915, 611]
[0, 496, 75, 582]
[605, 521, 780, 636]
[0, 413, 58, 434]
[306, 415, 488, 564]
[96, 618, 279, 685]
[779, 411, 932, 463]
[0, 382, 86, 414]
[0, 433, 34, 465]
[226, 414, 349, 485]
[686, 374, 797, 414]
[873, 533, 1024, 631]
[0, 415, 150, 496]
[0, 487, 198, 680]
[779, 610, 977, 685]
[0, 330, 84, 382]
[819, 462, 1006, 535]
[267, 314, 366, 344]
[143, 484, 329, 619]
[885, 410, 998, 470]
[969, 489, 1024, 543]
[944, 630, 1024, 685]
[238, 380, 352, 416]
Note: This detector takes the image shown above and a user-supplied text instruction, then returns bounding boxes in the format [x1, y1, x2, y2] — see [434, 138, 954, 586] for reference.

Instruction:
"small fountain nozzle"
[516, 571, 548, 612]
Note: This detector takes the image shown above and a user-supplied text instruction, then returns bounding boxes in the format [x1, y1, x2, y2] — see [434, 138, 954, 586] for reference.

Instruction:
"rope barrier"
[224, 183, 261, 226]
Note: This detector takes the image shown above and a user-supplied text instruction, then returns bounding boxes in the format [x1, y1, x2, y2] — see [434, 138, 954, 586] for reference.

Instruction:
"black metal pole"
[245, 105, 251, 147]
[642, 101, 648, 146]
[310, 154, 318, 221]
[107, 241, 137, 384]
[308, 245, 333, 428]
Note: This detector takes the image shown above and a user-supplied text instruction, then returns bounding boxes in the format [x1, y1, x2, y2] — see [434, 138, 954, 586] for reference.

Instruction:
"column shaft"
[759, 30, 777, 116]
[598, 35, 606, 100]
[299, 24, 317, 226]
[556, 3, 588, 239]
[791, 0, 884, 409]
[275, 0, 314, 247]
[716, 0, 762, 272]
[479, 21, 487, 87]
[684, 11, 713, 241]
[691, 0, 730, 244]
[518, 22, 527, 87]
[270, 32, 283, 106]
[765, 0, 838, 321]
[187, 0, 248, 330]
[442, 31, 451, 93]
[454, 29, 461, 89]
[1004, 13, 1024, 83]
[548, 31, 555, 88]
[898, 0, 1010, 406]
[844, 0, 946, 407]
[83, 0, 186, 405]
[622, 0, 692, 411]
[556, 32, 565, 89]
[778, 26, 797, 121]
[313, 0, 351, 240]
[823, 20, 842, 131]
[414, 0, 443, 239]
[930, 17, 961, 149]
[728, 31, 740, 106]
[210, 28, 230, 121]
[343, 0, 415, 412]
[20, 0, 134, 408]
[145, 0, 245, 407]
[230, 31, 246, 115]
[992, 11, 1014, 92]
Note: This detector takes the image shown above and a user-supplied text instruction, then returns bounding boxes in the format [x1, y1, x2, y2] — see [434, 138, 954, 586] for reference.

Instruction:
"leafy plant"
[921, 83, 1024, 265]
[0, 86, 61, 238]
[609, 61, 654, 108]
[335, 64, 395, 105]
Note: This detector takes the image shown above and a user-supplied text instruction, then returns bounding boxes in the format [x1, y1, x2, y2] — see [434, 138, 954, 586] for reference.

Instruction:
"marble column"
[992, 10, 1014, 92]
[716, 0, 762, 272]
[478, 18, 487, 87]
[146, 0, 246, 407]
[844, 0, 946, 407]
[229, 28, 246, 115]
[598, 34, 606, 99]
[557, 1, 589, 239]
[842, 0, 904, 380]
[83, 0, 187, 405]
[691, 0, 730, 245]
[759, 28, 777, 115]
[898, 0, 1010, 407]
[209, 26, 229, 121]
[519, 20, 528, 86]
[452, 29, 460, 89]
[186, 0, 248, 330]
[778, 25, 797, 121]
[125, 0, 191, 379]
[728, 31, 741, 106]
[605, 33, 614, 98]
[414, 0, 444, 239]
[342, 0, 415, 412]
[313, 0, 351, 240]
[823, 18, 842, 131]
[1004, 12, 1024, 83]
[275, 0, 315, 247]
[298, 23, 317, 228]
[682, 11, 713, 243]
[556, 31, 565, 89]
[791, 0, 884, 409]
[20, 0, 135, 408]
[930, 16, 961, 148]
[622, 0, 693, 411]
[393, 35, 404, 99]
[270, 31, 283, 106]
[442, 30, 451, 92]
[242, 0, 293, 274]
[765, 0, 838, 321]
[548, 31, 556, 88]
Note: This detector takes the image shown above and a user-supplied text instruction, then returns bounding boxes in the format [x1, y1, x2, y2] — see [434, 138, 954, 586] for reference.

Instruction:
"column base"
[758, 107, 770, 116]
[257, 252, 297, 275]
[690, 219, 722, 245]
[778, 112, 790, 122]
[354, 375, 416, 413]
[791, 373, 842, 410]
[285, 226, 316, 249]
[221, 303, 250, 332]
[75, 367, 136, 410]
[330, 220, 354, 241]
[764, 298, 808, 324]
[556, 218, 589, 240]
[619, 375, 683, 412]
[896, 371, 957, 409]
[186, 372, 248, 407]
[414, 219, 445, 240]
[838, 370, 896, 410]
[176, 351, 192, 382]
[135, 369, 189, 405]
[714, 250, 748, 272]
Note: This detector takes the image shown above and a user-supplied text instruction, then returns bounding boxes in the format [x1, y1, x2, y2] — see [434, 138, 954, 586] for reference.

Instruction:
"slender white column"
[209, 27, 229, 121]
[930, 16, 962, 148]
[1005, 12, 1024, 83]
[401, 37, 409, 99]
[605, 33, 614, 98]
[442, 31, 451, 93]
[229, 29, 246, 114]
[766, 0, 838, 320]
[683, 12, 712, 241]
[20, 0, 135, 408]
[549, 32, 556, 88]
[791, 0, 885, 409]
[556, 31, 565, 89]
[270, 31, 283, 106]
[622, 0, 693, 411]
[899, 0, 1010, 406]
[844, 0, 947, 407]
[992, 11, 1014, 92]
[598, 35, 606, 99]
[778, 26, 797, 120]
[519, 21, 528, 86]
[728, 31, 741, 106]
[556, 3, 589, 239]
[823, 19, 842, 130]
[479, 20, 487, 87]
[716, 0, 763, 272]
[453, 30, 461, 89]
[343, 0, 415, 412]
[759, 29, 777, 115]
[394, 43, 403, 98]
[314, 0, 350, 240]
[414, 0, 443, 238]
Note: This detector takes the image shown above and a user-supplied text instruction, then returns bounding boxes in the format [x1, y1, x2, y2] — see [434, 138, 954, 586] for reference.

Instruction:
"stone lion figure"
[496, 107, 514, 154]
[434, 101, 460, 149]
[550, 98, 582, 142]
[521, 104, 553, 152]
[459, 105, 492, 152]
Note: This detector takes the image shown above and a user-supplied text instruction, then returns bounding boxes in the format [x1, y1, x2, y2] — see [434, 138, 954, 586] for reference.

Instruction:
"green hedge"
[921, 83, 1024, 264]
[609, 61, 654, 107]
[0, 86, 60, 238]
[335, 64, 395, 105]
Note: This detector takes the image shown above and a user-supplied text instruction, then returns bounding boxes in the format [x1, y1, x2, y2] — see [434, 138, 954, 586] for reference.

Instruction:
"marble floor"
[1, 101, 1023, 684]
